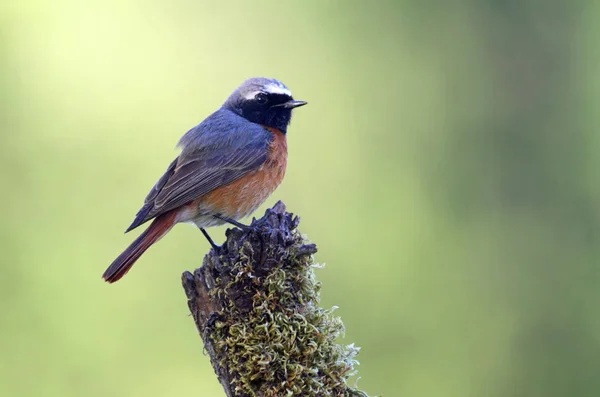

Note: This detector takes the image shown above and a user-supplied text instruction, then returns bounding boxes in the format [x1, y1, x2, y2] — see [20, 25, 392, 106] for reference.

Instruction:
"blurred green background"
[2, 1, 600, 396]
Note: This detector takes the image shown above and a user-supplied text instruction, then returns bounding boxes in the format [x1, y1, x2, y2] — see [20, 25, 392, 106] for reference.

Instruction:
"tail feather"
[103, 212, 176, 283]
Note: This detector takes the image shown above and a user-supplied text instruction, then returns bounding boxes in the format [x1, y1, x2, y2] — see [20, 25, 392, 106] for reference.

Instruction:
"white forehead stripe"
[243, 83, 292, 99]
[264, 83, 292, 96]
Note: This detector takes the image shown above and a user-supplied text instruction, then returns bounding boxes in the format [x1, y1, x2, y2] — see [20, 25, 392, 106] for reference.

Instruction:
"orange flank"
[199, 127, 288, 219]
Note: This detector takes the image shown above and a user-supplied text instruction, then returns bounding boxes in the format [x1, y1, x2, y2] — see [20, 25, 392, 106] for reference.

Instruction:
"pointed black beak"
[281, 100, 308, 109]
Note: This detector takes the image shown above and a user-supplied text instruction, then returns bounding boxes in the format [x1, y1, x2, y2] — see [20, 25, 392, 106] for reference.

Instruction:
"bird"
[102, 77, 307, 283]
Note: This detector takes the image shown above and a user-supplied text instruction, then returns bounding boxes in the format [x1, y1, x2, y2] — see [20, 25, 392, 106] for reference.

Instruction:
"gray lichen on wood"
[182, 201, 370, 397]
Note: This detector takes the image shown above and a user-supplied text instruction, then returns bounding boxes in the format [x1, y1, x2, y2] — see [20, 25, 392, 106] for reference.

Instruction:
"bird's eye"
[255, 93, 268, 104]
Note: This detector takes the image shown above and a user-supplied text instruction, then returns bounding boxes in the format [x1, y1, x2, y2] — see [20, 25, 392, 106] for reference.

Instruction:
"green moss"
[209, 229, 371, 397]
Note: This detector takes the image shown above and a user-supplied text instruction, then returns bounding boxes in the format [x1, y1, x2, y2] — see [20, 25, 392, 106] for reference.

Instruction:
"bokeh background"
[2, 1, 600, 396]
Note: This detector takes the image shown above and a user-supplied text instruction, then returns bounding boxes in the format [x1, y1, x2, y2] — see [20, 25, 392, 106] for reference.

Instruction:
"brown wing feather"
[125, 145, 268, 232]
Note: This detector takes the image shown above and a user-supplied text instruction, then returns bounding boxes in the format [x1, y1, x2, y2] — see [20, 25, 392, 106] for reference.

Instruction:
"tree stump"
[181, 201, 370, 397]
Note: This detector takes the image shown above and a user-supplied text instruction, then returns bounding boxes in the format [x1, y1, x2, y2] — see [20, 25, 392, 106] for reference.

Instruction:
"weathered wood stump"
[182, 201, 369, 397]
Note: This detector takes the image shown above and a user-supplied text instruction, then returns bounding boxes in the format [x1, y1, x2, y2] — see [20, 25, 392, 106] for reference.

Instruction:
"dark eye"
[255, 93, 268, 104]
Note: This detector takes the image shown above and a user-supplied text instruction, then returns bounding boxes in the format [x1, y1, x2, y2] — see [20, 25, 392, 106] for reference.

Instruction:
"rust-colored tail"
[103, 212, 176, 283]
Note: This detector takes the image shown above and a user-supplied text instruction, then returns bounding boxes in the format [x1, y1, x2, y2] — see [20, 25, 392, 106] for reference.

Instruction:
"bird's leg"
[213, 214, 253, 231]
[199, 227, 220, 250]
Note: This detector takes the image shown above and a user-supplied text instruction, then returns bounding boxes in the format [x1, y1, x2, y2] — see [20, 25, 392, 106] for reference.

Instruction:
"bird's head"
[223, 77, 307, 133]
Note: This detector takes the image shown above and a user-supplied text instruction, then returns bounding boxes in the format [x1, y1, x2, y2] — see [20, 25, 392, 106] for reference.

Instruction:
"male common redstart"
[103, 77, 307, 283]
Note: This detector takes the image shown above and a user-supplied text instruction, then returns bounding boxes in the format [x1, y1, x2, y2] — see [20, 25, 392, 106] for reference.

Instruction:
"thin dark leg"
[213, 214, 251, 230]
[200, 227, 220, 250]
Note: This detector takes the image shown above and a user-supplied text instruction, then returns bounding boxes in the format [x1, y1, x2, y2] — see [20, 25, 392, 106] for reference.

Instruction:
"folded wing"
[125, 115, 271, 232]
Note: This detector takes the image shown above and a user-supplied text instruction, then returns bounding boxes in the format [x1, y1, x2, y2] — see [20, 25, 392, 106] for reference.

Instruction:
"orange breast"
[199, 128, 287, 219]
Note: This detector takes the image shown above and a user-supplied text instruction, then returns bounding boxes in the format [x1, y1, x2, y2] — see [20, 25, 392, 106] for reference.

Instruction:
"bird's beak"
[282, 100, 308, 109]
